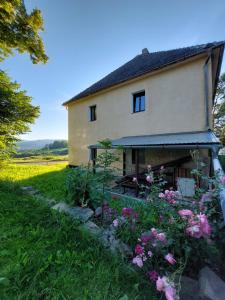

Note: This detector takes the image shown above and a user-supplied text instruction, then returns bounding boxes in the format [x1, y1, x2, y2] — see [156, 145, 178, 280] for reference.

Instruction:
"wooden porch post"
[135, 149, 139, 196]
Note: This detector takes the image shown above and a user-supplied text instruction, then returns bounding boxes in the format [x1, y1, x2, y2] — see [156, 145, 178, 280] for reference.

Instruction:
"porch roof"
[90, 131, 221, 149]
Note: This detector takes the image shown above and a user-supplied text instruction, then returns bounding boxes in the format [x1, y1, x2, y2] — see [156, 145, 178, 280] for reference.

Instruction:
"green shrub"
[66, 166, 102, 208]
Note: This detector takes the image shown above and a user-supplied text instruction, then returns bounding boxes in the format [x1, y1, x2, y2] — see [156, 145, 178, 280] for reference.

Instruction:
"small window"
[133, 91, 145, 113]
[89, 105, 96, 121]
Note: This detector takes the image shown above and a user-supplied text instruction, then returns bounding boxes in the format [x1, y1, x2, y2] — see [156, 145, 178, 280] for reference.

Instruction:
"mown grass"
[0, 169, 157, 299]
[0, 163, 69, 202]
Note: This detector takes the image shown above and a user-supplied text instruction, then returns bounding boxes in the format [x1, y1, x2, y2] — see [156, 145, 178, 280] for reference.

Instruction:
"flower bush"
[108, 157, 224, 300]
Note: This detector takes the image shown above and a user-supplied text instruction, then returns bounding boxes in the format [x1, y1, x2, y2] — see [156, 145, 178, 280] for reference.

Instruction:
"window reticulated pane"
[133, 91, 145, 113]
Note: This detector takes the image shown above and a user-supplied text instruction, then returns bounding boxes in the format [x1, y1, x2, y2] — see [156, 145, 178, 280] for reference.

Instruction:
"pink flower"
[112, 219, 119, 227]
[159, 192, 165, 198]
[147, 270, 158, 282]
[186, 213, 212, 238]
[146, 175, 153, 183]
[198, 213, 212, 236]
[135, 244, 144, 255]
[178, 209, 193, 218]
[156, 276, 166, 291]
[186, 224, 201, 238]
[133, 177, 137, 183]
[132, 256, 143, 268]
[147, 250, 153, 257]
[165, 253, 176, 265]
[156, 276, 178, 300]
[151, 228, 158, 237]
[165, 286, 177, 300]
[221, 175, 225, 185]
[156, 232, 166, 243]
[141, 234, 152, 243]
[122, 207, 133, 217]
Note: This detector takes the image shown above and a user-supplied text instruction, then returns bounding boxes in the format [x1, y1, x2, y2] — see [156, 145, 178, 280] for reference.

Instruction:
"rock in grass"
[81, 221, 102, 236]
[52, 202, 70, 213]
[21, 186, 40, 195]
[179, 276, 199, 300]
[52, 203, 94, 223]
[199, 266, 225, 300]
[68, 207, 94, 222]
[95, 206, 102, 217]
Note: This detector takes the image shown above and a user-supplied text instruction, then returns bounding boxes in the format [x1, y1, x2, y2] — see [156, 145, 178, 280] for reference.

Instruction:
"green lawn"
[0, 163, 68, 202]
[0, 163, 157, 299]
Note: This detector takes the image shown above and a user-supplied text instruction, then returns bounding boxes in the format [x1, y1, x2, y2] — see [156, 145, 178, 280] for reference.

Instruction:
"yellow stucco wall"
[67, 55, 212, 165]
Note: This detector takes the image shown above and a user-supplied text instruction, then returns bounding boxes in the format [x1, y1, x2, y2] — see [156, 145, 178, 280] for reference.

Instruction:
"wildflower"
[160, 165, 164, 170]
[198, 213, 212, 236]
[159, 192, 165, 198]
[132, 256, 143, 268]
[112, 219, 119, 227]
[178, 209, 193, 218]
[147, 164, 152, 171]
[135, 244, 144, 255]
[221, 175, 225, 185]
[122, 207, 133, 217]
[156, 232, 166, 243]
[147, 250, 153, 257]
[147, 270, 158, 282]
[165, 253, 176, 265]
[146, 175, 154, 183]
[133, 177, 137, 183]
[151, 228, 158, 237]
[141, 234, 152, 243]
[156, 276, 178, 300]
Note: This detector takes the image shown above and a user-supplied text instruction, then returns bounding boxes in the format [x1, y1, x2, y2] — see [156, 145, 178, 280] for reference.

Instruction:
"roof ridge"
[144, 41, 225, 55]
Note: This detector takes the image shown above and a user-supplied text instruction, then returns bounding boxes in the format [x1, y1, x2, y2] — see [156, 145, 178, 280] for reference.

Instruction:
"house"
[63, 41, 225, 191]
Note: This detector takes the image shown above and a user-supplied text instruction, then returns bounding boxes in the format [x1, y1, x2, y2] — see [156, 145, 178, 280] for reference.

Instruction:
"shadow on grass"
[18, 167, 71, 202]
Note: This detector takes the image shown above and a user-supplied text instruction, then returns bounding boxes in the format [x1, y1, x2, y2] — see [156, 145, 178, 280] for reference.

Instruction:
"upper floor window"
[133, 91, 145, 113]
[89, 105, 96, 121]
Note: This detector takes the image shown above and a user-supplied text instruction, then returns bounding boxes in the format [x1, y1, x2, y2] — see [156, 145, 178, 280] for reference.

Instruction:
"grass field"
[0, 163, 157, 299]
[0, 163, 68, 202]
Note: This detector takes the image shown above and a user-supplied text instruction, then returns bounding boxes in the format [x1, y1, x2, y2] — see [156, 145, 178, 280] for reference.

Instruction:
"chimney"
[142, 48, 149, 55]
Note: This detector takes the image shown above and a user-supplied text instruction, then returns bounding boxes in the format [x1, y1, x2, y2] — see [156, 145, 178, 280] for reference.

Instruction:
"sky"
[2, 0, 225, 140]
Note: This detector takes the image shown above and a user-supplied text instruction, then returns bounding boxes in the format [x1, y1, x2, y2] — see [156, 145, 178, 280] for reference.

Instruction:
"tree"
[0, 0, 48, 64]
[0, 0, 48, 161]
[0, 71, 39, 160]
[213, 73, 225, 144]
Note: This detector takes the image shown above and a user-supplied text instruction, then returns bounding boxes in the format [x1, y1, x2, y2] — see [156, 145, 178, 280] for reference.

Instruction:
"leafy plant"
[66, 165, 101, 208]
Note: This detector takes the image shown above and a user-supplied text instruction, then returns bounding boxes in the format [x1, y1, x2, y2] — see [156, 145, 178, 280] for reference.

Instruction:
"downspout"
[203, 49, 212, 130]
[211, 145, 225, 223]
[203, 51, 212, 130]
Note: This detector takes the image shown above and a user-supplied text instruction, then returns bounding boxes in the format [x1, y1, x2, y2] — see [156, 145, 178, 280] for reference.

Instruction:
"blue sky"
[2, 0, 225, 140]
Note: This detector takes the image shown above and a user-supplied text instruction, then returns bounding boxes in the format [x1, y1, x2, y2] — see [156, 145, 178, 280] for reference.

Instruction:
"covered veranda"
[89, 131, 222, 197]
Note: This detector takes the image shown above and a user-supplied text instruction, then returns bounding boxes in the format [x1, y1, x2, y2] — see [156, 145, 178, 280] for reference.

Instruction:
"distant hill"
[17, 140, 55, 151]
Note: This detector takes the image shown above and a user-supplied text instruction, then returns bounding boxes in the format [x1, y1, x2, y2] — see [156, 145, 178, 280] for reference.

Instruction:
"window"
[132, 149, 145, 164]
[133, 91, 145, 113]
[89, 105, 96, 121]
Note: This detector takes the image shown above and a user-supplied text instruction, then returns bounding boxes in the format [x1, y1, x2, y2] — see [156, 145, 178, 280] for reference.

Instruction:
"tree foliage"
[213, 73, 225, 144]
[0, 0, 48, 63]
[0, 0, 48, 161]
[0, 71, 40, 160]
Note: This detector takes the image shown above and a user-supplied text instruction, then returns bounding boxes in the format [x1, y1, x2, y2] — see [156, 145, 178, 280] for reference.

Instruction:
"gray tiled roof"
[90, 131, 221, 148]
[64, 41, 224, 105]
